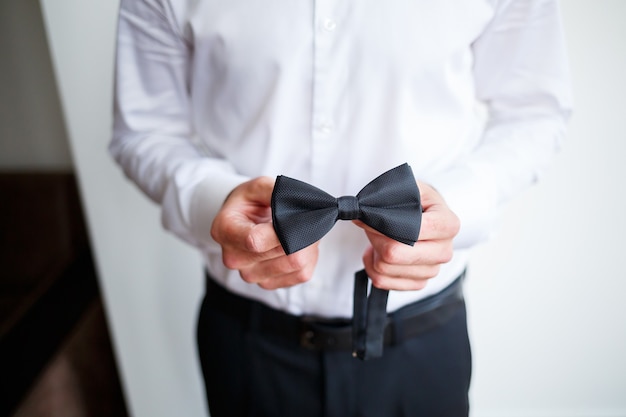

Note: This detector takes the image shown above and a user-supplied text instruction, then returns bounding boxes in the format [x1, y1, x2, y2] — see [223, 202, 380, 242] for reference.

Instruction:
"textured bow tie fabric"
[271, 163, 421, 254]
[271, 163, 422, 359]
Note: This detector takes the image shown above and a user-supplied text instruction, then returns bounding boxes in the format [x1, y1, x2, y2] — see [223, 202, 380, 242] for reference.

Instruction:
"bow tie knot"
[337, 196, 360, 220]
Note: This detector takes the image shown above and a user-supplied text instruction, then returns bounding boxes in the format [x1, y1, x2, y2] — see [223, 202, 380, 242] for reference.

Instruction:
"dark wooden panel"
[0, 173, 125, 416]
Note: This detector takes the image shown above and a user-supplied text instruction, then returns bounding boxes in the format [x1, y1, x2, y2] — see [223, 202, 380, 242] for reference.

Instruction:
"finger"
[255, 263, 317, 289]
[364, 245, 442, 281]
[416, 181, 460, 241]
[360, 226, 452, 264]
[239, 244, 319, 283]
[215, 210, 281, 252]
[219, 222, 284, 270]
[369, 276, 432, 291]
[246, 222, 282, 253]
[242, 252, 318, 289]
[417, 180, 447, 208]
[417, 208, 460, 241]
[238, 176, 276, 206]
[353, 209, 458, 244]
[213, 176, 276, 241]
[367, 241, 453, 274]
[221, 244, 285, 271]
[362, 247, 436, 291]
[352, 219, 382, 235]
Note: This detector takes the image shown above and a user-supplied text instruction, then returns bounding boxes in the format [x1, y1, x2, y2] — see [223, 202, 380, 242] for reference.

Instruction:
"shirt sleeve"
[427, 0, 573, 249]
[109, 0, 248, 251]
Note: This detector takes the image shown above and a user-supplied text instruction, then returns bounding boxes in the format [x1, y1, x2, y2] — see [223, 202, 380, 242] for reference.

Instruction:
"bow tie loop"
[337, 196, 360, 220]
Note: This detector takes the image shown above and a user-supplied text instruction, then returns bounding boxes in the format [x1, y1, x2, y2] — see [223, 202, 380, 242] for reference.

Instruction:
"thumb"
[237, 176, 276, 207]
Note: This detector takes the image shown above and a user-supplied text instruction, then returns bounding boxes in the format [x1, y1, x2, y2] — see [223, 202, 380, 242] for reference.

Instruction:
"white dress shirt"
[110, 0, 572, 318]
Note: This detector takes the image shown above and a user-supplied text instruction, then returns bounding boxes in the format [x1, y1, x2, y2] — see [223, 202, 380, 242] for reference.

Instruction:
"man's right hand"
[210, 176, 319, 290]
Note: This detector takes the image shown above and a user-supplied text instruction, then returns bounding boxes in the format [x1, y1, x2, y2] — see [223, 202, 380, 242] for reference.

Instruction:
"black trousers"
[197, 284, 472, 417]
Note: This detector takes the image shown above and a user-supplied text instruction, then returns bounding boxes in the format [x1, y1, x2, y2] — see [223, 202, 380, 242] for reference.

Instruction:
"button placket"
[316, 119, 334, 135]
[311, 0, 340, 182]
[321, 17, 337, 33]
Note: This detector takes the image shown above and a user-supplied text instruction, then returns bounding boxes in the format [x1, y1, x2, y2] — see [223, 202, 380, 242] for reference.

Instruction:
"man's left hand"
[354, 181, 460, 291]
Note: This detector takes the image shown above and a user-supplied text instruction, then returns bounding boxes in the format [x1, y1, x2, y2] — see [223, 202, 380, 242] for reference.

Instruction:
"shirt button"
[322, 18, 337, 32]
[317, 121, 334, 135]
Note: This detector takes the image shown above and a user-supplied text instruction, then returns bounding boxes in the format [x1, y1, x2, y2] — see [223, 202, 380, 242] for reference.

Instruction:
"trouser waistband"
[204, 270, 465, 351]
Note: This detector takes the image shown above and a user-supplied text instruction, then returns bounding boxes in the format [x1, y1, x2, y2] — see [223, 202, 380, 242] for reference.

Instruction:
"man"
[110, 0, 572, 415]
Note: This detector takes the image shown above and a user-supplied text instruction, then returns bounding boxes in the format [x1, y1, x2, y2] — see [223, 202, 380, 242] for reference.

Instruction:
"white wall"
[39, 1, 208, 416]
[40, 1, 626, 416]
[467, 1, 626, 415]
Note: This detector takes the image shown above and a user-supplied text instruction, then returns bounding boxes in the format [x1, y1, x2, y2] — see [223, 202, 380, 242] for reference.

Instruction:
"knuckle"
[369, 274, 388, 290]
[238, 269, 257, 284]
[292, 270, 311, 284]
[433, 217, 448, 235]
[372, 257, 391, 276]
[257, 280, 277, 290]
[285, 251, 308, 271]
[210, 217, 225, 243]
[411, 280, 429, 291]
[254, 176, 274, 192]
[453, 212, 461, 232]
[428, 215, 457, 238]
[379, 243, 402, 265]
[209, 224, 219, 242]
[438, 245, 454, 264]
[424, 264, 441, 279]
[245, 230, 262, 253]
[221, 252, 240, 270]
[445, 212, 461, 237]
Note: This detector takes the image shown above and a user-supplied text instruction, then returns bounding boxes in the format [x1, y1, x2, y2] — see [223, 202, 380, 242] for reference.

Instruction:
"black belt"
[204, 270, 465, 353]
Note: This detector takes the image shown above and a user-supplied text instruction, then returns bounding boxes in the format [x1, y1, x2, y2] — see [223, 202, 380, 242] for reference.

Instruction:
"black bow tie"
[271, 163, 422, 359]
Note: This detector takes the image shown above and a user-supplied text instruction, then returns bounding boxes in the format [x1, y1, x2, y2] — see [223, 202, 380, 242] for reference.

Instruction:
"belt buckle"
[299, 316, 349, 350]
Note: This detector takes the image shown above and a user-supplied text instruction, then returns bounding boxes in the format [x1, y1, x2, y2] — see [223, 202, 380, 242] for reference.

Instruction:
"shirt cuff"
[426, 165, 500, 250]
[186, 172, 249, 250]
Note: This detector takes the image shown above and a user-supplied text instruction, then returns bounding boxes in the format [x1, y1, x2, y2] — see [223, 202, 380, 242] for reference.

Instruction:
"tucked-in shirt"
[110, 0, 572, 318]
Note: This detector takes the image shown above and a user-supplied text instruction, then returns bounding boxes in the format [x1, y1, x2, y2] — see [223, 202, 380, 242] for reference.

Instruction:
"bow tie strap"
[271, 163, 422, 359]
[353, 269, 390, 360]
